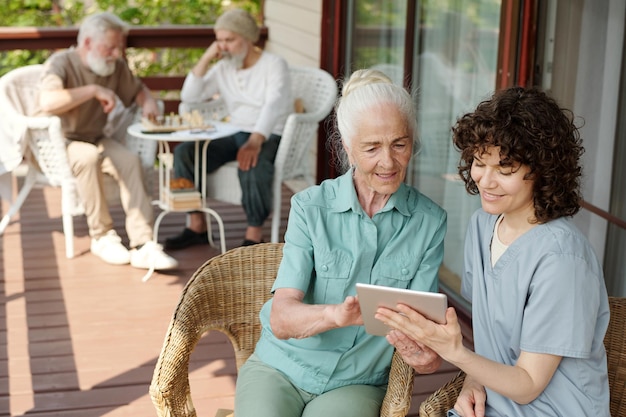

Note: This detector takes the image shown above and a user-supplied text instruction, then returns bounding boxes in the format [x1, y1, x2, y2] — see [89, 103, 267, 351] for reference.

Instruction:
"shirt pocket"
[313, 249, 353, 304]
[372, 256, 418, 289]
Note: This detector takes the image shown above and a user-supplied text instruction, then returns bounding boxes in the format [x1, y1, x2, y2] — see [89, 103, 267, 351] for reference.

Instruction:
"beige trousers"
[66, 137, 153, 248]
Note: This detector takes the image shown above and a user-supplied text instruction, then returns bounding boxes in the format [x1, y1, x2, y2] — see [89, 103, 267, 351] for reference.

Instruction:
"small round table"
[127, 121, 240, 281]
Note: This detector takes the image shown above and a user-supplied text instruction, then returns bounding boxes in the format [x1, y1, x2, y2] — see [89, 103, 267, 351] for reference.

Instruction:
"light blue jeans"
[235, 354, 387, 417]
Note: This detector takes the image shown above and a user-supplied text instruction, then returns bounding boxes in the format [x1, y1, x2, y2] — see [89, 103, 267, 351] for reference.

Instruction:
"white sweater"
[180, 51, 293, 138]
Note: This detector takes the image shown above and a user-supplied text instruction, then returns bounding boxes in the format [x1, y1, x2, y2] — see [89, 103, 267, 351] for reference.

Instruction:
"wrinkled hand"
[452, 377, 487, 417]
[237, 134, 264, 171]
[94, 86, 117, 114]
[386, 330, 442, 373]
[333, 295, 363, 328]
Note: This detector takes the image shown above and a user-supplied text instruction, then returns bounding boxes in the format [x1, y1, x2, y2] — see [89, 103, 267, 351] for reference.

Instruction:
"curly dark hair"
[451, 86, 584, 223]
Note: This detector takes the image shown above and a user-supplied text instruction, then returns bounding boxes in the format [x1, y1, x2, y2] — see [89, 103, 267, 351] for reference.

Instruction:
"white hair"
[330, 68, 420, 173]
[77, 12, 129, 46]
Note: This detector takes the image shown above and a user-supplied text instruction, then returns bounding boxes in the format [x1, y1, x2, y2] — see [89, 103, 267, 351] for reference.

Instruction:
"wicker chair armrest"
[380, 350, 415, 417]
[149, 264, 216, 417]
[285, 109, 328, 124]
[150, 319, 205, 417]
[418, 371, 466, 417]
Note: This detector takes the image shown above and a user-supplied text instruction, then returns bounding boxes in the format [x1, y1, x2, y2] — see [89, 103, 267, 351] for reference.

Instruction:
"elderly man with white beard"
[37, 11, 178, 271]
[165, 8, 292, 250]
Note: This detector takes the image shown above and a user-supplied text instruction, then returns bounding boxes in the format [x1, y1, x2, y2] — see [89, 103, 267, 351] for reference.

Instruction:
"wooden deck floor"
[0, 170, 462, 417]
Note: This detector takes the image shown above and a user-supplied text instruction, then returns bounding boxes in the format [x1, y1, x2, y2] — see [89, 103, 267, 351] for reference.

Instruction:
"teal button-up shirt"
[255, 170, 447, 395]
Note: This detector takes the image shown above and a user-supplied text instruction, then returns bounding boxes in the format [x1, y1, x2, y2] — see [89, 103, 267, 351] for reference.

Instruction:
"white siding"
[263, 0, 323, 67]
[263, 0, 327, 187]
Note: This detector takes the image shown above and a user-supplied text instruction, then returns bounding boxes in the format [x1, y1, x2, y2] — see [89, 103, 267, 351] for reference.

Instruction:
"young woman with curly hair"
[376, 87, 610, 417]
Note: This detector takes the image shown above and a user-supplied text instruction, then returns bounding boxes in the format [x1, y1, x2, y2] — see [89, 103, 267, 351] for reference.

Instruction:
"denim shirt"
[254, 170, 447, 395]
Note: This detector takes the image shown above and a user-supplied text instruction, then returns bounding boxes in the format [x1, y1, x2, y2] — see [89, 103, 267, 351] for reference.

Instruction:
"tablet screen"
[356, 283, 447, 336]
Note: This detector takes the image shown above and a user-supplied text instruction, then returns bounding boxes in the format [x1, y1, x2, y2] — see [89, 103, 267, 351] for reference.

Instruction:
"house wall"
[263, 0, 326, 187]
[570, 0, 625, 262]
[263, 0, 323, 67]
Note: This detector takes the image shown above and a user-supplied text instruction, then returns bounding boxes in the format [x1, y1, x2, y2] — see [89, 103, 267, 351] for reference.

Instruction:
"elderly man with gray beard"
[37, 12, 178, 271]
[165, 8, 293, 250]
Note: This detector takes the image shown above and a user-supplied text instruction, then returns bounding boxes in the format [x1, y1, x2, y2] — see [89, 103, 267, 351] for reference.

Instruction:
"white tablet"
[356, 283, 448, 336]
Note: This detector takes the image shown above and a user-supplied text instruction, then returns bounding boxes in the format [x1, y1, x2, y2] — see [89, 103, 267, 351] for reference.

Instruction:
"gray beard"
[222, 47, 247, 70]
[87, 51, 116, 77]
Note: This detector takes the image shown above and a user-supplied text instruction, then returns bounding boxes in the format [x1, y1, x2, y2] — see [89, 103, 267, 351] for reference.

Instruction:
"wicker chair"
[149, 242, 416, 417]
[418, 296, 626, 417]
[605, 297, 626, 417]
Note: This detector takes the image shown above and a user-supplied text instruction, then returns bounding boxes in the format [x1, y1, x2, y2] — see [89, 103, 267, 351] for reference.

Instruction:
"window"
[343, 0, 502, 308]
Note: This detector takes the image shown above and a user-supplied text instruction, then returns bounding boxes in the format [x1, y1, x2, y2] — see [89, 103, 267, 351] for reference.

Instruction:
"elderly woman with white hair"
[233, 69, 448, 417]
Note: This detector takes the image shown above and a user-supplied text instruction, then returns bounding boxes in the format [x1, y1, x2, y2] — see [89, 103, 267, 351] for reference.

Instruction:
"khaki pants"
[66, 137, 153, 248]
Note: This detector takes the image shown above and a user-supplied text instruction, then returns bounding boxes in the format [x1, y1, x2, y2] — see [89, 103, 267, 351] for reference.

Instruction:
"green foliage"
[0, 0, 260, 76]
[355, 1, 407, 27]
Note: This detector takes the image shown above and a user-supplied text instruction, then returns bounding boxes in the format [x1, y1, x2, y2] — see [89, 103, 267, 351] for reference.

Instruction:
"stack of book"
[162, 188, 202, 210]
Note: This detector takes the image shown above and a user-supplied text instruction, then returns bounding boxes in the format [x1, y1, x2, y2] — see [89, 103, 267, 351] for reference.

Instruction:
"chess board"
[141, 110, 215, 133]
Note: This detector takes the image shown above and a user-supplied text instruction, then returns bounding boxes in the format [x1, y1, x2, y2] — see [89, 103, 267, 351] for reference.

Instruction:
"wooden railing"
[0, 26, 268, 113]
[582, 200, 626, 230]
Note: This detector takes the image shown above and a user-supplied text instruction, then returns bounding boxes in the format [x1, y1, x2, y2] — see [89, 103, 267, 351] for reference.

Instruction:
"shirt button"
[401, 268, 408, 275]
[321, 265, 328, 272]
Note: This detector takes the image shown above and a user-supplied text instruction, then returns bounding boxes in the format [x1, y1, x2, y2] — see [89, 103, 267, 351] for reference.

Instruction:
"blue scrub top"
[462, 209, 610, 416]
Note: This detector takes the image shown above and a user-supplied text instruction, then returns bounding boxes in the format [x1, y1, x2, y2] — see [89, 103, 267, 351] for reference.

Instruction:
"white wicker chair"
[0, 64, 158, 258]
[179, 65, 337, 243]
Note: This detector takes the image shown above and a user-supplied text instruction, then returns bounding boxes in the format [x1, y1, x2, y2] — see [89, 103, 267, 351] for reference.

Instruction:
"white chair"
[179, 65, 338, 243]
[0, 64, 158, 258]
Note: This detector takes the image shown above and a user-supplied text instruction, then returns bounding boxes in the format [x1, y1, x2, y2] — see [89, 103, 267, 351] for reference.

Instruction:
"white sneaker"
[130, 241, 179, 270]
[91, 230, 131, 265]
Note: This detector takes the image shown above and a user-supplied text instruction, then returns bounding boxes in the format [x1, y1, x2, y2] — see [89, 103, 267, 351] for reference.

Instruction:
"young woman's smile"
[471, 146, 535, 221]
